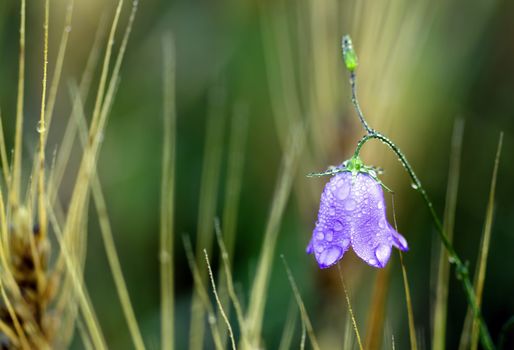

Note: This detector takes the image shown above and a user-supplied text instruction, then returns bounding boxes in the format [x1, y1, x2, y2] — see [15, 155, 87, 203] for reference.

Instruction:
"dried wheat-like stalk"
[0, 0, 139, 348]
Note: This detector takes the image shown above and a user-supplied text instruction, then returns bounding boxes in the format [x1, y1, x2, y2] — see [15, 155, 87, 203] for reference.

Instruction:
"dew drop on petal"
[328, 207, 336, 216]
[316, 245, 324, 253]
[336, 183, 350, 200]
[318, 246, 343, 267]
[378, 218, 386, 229]
[343, 199, 357, 211]
[377, 201, 384, 209]
[342, 238, 350, 247]
[375, 244, 392, 266]
[333, 221, 343, 231]
[325, 230, 333, 241]
[368, 258, 377, 265]
[316, 232, 324, 240]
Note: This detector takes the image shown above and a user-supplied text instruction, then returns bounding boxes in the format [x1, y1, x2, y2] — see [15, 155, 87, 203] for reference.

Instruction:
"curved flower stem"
[350, 75, 495, 350]
[349, 72, 374, 134]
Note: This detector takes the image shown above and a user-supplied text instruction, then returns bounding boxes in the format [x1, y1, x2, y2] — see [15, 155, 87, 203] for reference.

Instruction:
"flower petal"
[308, 174, 353, 268]
[390, 224, 409, 251]
[308, 171, 409, 269]
[344, 173, 396, 268]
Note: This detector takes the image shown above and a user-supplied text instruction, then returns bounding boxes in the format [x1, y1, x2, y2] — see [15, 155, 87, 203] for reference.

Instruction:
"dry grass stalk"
[0, 0, 138, 348]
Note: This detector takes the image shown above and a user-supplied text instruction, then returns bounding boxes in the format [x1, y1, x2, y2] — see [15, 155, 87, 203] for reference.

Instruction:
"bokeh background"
[0, 0, 513, 348]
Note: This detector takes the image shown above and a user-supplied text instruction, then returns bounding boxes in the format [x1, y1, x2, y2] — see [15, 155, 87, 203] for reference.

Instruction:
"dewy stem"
[349, 76, 495, 350]
[350, 72, 374, 134]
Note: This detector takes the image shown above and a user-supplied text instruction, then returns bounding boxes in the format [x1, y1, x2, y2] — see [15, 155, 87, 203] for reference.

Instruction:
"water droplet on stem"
[37, 121, 46, 133]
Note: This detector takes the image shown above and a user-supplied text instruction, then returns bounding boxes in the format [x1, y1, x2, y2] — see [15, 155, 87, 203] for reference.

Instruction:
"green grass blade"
[469, 132, 503, 350]
[278, 302, 298, 350]
[160, 31, 176, 350]
[213, 219, 246, 341]
[182, 236, 224, 350]
[281, 256, 320, 350]
[189, 87, 226, 350]
[217, 103, 248, 347]
[245, 125, 304, 346]
[432, 118, 464, 350]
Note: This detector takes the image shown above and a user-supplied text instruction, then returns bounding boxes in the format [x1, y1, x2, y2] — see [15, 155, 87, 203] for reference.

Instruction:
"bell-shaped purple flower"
[307, 170, 408, 269]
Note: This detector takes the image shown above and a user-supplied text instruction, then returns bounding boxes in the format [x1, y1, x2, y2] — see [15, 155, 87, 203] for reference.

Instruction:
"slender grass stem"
[204, 250, 236, 350]
[160, 31, 176, 350]
[11, 0, 26, 207]
[38, 0, 50, 245]
[337, 265, 363, 350]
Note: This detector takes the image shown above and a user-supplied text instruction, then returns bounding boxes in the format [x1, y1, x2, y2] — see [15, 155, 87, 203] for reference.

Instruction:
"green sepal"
[306, 156, 393, 193]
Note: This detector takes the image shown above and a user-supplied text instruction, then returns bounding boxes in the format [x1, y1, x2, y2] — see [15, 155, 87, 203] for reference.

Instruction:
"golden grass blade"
[0, 319, 19, 347]
[0, 111, 10, 185]
[89, 0, 124, 137]
[37, 0, 50, 248]
[245, 125, 304, 346]
[0, 279, 31, 350]
[47, 14, 107, 206]
[91, 175, 147, 350]
[343, 312, 355, 350]
[204, 249, 236, 350]
[47, 203, 107, 350]
[216, 103, 248, 347]
[221, 103, 248, 263]
[182, 236, 224, 350]
[469, 132, 503, 350]
[364, 264, 392, 350]
[281, 256, 320, 350]
[44, 0, 75, 139]
[11, 0, 25, 207]
[66, 80, 146, 350]
[392, 194, 418, 350]
[260, 6, 316, 217]
[432, 118, 464, 350]
[0, 179, 10, 263]
[278, 302, 298, 350]
[61, 0, 137, 315]
[399, 251, 419, 350]
[189, 87, 226, 350]
[300, 323, 306, 350]
[213, 219, 247, 346]
[160, 31, 176, 350]
[96, 0, 139, 137]
[77, 317, 95, 350]
[337, 265, 364, 350]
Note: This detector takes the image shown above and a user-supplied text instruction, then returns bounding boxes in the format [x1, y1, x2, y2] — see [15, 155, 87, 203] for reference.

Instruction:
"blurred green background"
[0, 0, 513, 348]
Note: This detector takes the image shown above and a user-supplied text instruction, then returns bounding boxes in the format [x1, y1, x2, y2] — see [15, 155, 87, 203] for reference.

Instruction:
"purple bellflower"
[307, 157, 408, 269]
